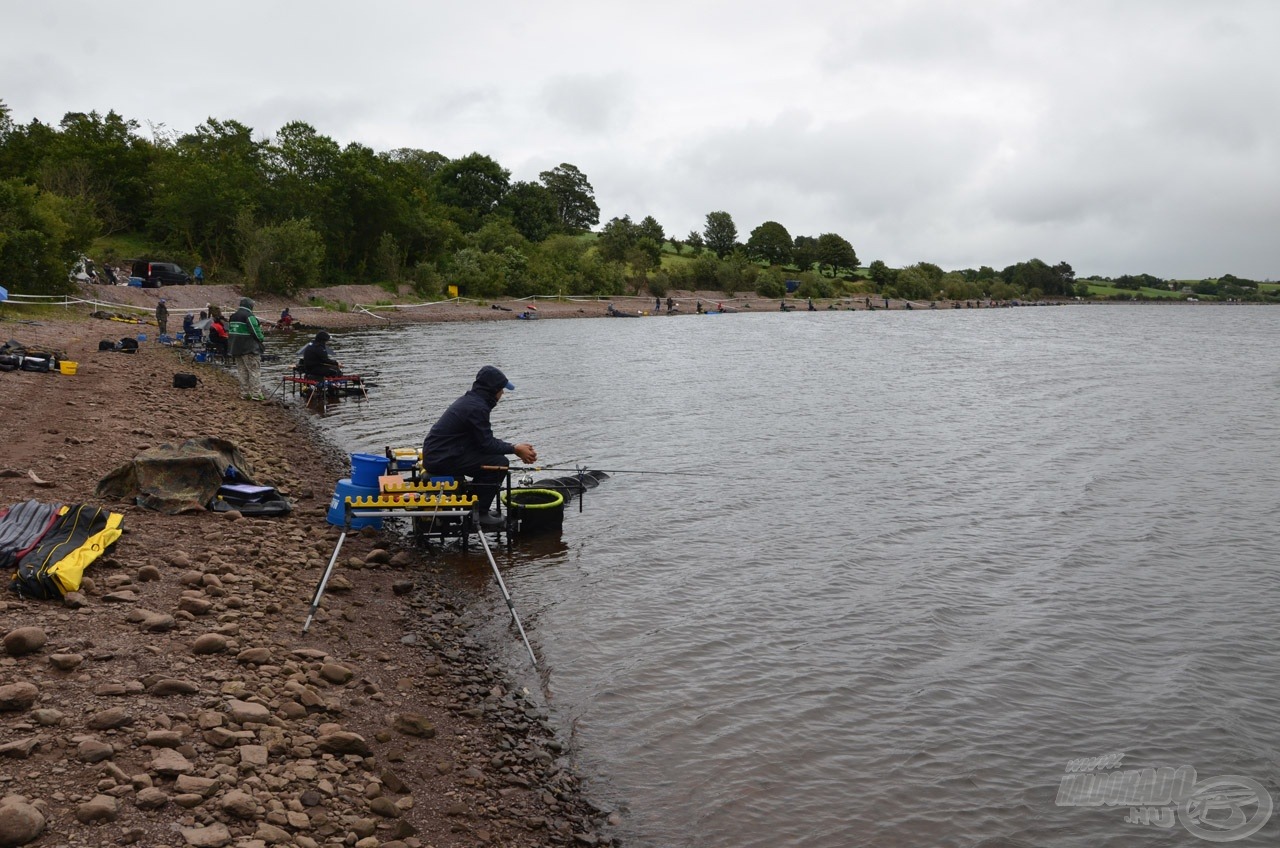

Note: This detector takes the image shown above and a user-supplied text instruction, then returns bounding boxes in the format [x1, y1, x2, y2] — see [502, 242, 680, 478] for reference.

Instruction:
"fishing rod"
[483, 463, 706, 477]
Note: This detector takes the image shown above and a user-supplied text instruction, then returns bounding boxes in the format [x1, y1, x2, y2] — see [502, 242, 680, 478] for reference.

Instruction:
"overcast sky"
[3, 1, 1277, 279]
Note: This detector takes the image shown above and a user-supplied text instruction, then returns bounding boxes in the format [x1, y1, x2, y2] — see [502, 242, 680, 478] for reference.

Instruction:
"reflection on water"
[295, 307, 1280, 848]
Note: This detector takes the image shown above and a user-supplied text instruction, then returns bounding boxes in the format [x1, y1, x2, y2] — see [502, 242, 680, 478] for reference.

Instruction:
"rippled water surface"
[279, 306, 1280, 847]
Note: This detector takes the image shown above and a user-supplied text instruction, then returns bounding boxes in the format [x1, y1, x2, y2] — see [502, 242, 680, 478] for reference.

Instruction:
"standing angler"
[227, 297, 266, 401]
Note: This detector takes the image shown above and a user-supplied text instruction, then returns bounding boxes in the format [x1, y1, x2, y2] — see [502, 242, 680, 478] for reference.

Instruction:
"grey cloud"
[540, 73, 632, 135]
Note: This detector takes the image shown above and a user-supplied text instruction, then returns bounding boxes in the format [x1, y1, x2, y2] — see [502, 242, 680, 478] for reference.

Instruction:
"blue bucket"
[193, 351, 208, 363]
[326, 478, 383, 529]
[136, 333, 147, 342]
[351, 453, 388, 488]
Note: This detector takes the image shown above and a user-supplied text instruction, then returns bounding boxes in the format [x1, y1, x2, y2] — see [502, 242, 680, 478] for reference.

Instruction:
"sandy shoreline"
[0, 311, 614, 847]
[51, 280, 1089, 334]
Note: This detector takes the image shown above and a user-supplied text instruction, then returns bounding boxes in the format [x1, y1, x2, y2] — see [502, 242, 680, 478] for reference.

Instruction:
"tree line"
[0, 102, 1271, 303]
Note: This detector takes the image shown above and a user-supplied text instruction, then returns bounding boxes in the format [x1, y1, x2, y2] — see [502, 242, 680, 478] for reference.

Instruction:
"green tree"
[690, 251, 720, 289]
[867, 259, 896, 290]
[265, 121, 341, 224]
[322, 143, 405, 279]
[816, 232, 858, 277]
[597, 215, 638, 263]
[1005, 258, 1068, 296]
[150, 118, 268, 268]
[499, 180, 558, 242]
[746, 221, 793, 266]
[238, 214, 324, 296]
[374, 231, 404, 283]
[685, 230, 704, 255]
[755, 266, 786, 298]
[792, 235, 818, 272]
[538, 163, 599, 232]
[42, 110, 152, 234]
[433, 152, 510, 231]
[0, 178, 97, 294]
[636, 215, 665, 246]
[895, 263, 944, 300]
[703, 211, 737, 258]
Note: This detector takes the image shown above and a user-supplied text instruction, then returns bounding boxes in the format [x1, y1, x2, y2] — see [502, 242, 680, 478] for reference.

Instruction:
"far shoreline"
[10, 281, 1256, 335]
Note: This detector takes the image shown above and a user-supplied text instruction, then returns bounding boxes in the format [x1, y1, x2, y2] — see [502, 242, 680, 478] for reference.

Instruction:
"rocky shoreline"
[0, 313, 616, 847]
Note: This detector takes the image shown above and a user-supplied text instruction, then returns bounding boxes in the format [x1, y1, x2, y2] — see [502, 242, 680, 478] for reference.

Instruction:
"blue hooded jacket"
[422, 366, 516, 469]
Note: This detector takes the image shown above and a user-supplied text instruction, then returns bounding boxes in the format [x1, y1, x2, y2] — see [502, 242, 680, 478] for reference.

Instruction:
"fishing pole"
[482, 463, 705, 477]
[575, 468, 706, 477]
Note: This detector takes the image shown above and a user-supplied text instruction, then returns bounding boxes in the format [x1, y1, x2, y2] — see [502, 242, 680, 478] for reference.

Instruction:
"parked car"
[130, 259, 192, 287]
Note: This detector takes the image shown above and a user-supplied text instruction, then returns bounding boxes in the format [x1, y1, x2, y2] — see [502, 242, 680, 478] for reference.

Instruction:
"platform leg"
[303, 526, 349, 634]
[474, 514, 537, 668]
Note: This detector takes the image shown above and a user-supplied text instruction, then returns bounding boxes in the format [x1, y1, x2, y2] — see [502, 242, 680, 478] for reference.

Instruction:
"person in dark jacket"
[422, 366, 537, 528]
[298, 331, 342, 378]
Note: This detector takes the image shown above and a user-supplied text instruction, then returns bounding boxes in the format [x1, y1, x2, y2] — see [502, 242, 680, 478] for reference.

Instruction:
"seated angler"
[422, 366, 537, 529]
[298, 331, 342, 379]
[207, 310, 229, 356]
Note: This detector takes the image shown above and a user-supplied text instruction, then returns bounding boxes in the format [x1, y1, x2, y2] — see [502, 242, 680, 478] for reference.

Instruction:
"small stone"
[151, 747, 194, 776]
[140, 612, 176, 632]
[137, 565, 162, 581]
[369, 797, 401, 818]
[174, 775, 218, 797]
[236, 647, 272, 664]
[191, 634, 229, 655]
[149, 678, 200, 696]
[86, 707, 133, 730]
[239, 745, 269, 766]
[77, 738, 114, 763]
[48, 653, 84, 671]
[144, 730, 183, 748]
[178, 596, 213, 616]
[227, 699, 270, 724]
[180, 822, 232, 847]
[2, 626, 47, 656]
[0, 801, 45, 844]
[74, 794, 120, 824]
[221, 789, 257, 819]
[0, 682, 38, 712]
[391, 580, 415, 595]
[31, 708, 63, 726]
[319, 663, 353, 684]
[253, 823, 291, 843]
[0, 737, 40, 759]
[392, 713, 436, 738]
[135, 787, 168, 810]
[316, 731, 370, 756]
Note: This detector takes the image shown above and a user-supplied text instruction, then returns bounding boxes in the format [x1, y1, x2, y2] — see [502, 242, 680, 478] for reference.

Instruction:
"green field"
[1083, 283, 1187, 299]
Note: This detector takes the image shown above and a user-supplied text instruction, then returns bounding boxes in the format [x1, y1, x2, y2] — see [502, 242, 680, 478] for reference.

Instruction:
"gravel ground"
[0, 310, 616, 848]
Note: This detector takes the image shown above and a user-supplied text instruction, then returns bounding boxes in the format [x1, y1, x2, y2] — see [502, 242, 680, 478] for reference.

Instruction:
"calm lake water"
[274, 304, 1280, 847]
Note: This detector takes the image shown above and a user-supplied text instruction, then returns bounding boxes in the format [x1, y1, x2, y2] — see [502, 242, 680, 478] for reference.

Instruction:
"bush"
[0, 180, 97, 295]
[796, 277, 836, 299]
[756, 275, 786, 298]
